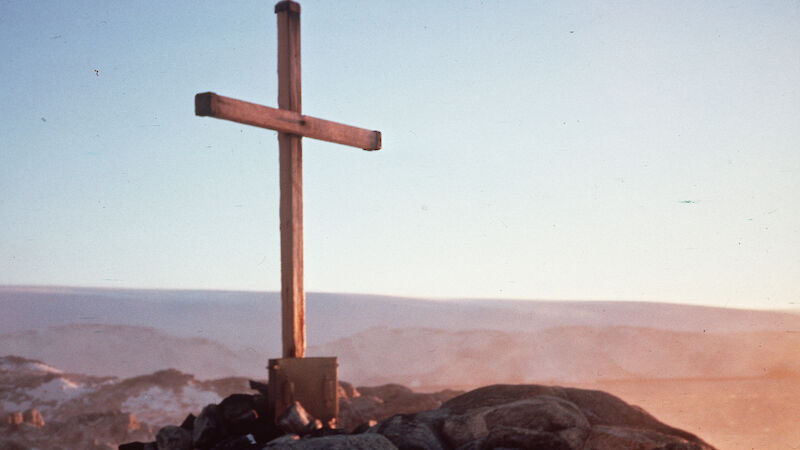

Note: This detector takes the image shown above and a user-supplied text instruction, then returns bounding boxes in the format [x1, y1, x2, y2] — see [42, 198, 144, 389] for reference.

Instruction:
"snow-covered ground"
[120, 384, 221, 424]
[1, 356, 96, 414]
[0, 355, 63, 375]
[0, 355, 252, 449]
[2, 376, 89, 412]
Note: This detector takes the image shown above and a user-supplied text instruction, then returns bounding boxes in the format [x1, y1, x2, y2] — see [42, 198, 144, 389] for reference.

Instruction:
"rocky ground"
[0, 355, 251, 449]
[2, 355, 715, 449]
[130, 382, 714, 450]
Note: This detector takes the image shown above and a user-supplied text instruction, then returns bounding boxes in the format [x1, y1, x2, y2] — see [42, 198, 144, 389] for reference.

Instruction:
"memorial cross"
[194, 0, 381, 361]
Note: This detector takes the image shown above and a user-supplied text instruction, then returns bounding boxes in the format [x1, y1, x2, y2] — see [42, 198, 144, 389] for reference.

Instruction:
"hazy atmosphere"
[2, 2, 800, 448]
[2, 0, 798, 310]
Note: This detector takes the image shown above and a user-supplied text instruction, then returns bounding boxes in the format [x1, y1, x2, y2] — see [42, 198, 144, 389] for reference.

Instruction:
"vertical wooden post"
[276, 0, 305, 358]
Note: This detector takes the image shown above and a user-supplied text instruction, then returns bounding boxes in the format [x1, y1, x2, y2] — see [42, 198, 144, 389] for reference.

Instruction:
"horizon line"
[1, 283, 796, 313]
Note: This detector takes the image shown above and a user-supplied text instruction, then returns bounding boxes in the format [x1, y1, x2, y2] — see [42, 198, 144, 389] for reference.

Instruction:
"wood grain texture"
[195, 92, 381, 151]
[194, 0, 383, 363]
[277, 3, 305, 359]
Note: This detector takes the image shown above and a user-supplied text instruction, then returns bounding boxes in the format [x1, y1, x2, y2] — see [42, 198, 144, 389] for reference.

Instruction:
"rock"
[107, 381, 714, 450]
[483, 397, 590, 448]
[484, 396, 589, 431]
[373, 413, 446, 450]
[339, 384, 462, 431]
[215, 393, 278, 445]
[276, 402, 320, 436]
[156, 425, 192, 450]
[22, 409, 44, 427]
[561, 386, 703, 443]
[120, 413, 142, 433]
[118, 443, 156, 450]
[262, 433, 398, 449]
[350, 420, 377, 434]
[441, 410, 488, 447]
[219, 394, 255, 420]
[338, 395, 383, 430]
[584, 425, 710, 450]
[661, 443, 711, 450]
[218, 394, 259, 434]
[337, 381, 359, 399]
[193, 404, 227, 449]
[211, 434, 258, 449]
[358, 384, 415, 402]
[262, 434, 300, 447]
[7, 411, 24, 426]
[252, 394, 270, 418]
[118, 442, 146, 450]
[442, 384, 563, 413]
[483, 425, 573, 449]
[307, 425, 349, 438]
[228, 410, 259, 434]
[440, 384, 715, 450]
[248, 380, 270, 397]
[408, 408, 452, 429]
[179, 414, 195, 431]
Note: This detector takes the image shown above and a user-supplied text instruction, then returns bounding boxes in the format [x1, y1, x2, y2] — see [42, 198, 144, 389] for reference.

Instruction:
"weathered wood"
[277, 1, 305, 359]
[274, 0, 300, 15]
[195, 0, 382, 366]
[195, 92, 381, 151]
[268, 357, 338, 424]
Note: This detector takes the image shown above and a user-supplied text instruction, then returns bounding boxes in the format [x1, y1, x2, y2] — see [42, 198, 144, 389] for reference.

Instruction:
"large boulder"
[441, 395, 590, 449]
[583, 425, 712, 450]
[438, 384, 715, 450]
[262, 433, 398, 449]
[193, 404, 226, 449]
[156, 425, 192, 450]
[372, 413, 446, 450]
[218, 394, 260, 435]
[339, 384, 462, 431]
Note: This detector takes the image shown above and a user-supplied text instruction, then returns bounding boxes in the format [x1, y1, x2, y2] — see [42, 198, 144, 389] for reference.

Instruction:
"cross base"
[268, 357, 339, 426]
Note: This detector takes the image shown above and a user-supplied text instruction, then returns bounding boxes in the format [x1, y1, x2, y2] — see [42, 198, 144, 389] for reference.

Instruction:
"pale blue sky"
[1, 0, 798, 309]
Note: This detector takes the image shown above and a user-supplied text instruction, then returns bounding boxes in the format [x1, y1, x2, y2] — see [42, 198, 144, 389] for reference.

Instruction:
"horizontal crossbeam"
[195, 92, 381, 151]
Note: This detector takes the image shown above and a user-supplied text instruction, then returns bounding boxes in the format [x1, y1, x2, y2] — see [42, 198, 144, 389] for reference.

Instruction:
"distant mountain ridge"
[2, 286, 798, 354]
[1, 287, 796, 450]
[0, 324, 250, 379]
[1, 286, 798, 384]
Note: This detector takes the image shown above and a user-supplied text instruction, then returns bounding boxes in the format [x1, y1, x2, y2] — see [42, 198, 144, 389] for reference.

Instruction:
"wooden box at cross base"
[268, 357, 338, 425]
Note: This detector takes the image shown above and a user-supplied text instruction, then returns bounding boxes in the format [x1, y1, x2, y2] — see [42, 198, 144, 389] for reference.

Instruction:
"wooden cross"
[195, 0, 381, 359]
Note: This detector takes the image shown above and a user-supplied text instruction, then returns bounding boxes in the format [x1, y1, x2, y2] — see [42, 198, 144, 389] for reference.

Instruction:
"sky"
[1, 0, 798, 310]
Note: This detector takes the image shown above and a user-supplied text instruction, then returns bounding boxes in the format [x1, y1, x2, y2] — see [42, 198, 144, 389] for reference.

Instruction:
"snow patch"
[0, 358, 63, 375]
[27, 377, 87, 402]
[27, 361, 63, 374]
[121, 385, 221, 425]
[1, 376, 86, 413]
